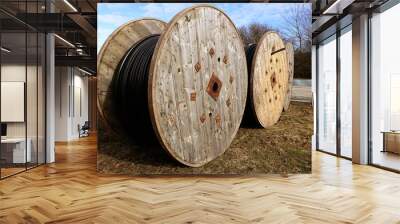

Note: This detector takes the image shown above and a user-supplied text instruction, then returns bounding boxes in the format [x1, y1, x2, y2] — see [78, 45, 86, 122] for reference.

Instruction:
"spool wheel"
[148, 6, 248, 167]
[97, 19, 167, 131]
[283, 42, 294, 112]
[249, 32, 289, 128]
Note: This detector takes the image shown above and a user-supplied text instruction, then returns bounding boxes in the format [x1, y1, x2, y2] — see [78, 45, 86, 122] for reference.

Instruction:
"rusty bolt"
[223, 55, 228, 64]
[215, 114, 221, 127]
[229, 75, 234, 84]
[195, 62, 201, 72]
[190, 92, 196, 101]
[200, 114, 206, 123]
[209, 48, 215, 57]
[226, 98, 231, 107]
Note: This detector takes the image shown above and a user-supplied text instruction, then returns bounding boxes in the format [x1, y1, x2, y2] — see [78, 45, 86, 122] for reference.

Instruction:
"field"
[98, 101, 313, 175]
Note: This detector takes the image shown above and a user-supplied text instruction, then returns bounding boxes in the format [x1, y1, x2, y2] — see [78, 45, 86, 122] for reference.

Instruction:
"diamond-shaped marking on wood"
[206, 73, 222, 101]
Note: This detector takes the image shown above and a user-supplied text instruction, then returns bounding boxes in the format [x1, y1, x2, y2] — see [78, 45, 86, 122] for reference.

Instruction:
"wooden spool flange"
[248, 32, 289, 128]
[149, 6, 247, 167]
[283, 42, 294, 112]
[98, 6, 248, 167]
[97, 18, 167, 132]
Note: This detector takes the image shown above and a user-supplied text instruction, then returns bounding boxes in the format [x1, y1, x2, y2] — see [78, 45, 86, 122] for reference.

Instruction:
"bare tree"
[237, 13, 311, 79]
[281, 4, 312, 52]
[239, 23, 274, 46]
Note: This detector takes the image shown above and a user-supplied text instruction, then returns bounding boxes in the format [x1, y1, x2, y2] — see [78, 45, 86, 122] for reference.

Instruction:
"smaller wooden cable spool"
[243, 32, 289, 128]
[98, 6, 248, 167]
[283, 42, 294, 112]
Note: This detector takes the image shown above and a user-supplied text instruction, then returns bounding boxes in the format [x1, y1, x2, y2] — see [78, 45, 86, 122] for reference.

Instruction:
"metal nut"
[223, 55, 228, 64]
[190, 92, 196, 101]
[195, 62, 201, 72]
[209, 48, 215, 57]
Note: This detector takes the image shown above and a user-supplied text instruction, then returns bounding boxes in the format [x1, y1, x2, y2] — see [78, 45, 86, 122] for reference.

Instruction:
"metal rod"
[271, 47, 286, 55]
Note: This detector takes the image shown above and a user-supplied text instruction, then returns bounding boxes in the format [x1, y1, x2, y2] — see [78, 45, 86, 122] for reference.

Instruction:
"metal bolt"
[223, 55, 228, 64]
[226, 99, 231, 107]
[195, 62, 201, 72]
[209, 48, 215, 57]
[215, 114, 221, 127]
[200, 114, 206, 123]
[190, 92, 196, 101]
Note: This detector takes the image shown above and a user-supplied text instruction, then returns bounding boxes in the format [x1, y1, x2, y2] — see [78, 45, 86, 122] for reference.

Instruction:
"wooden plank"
[283, 42, 294, 111]
[149, 6, 247, 167]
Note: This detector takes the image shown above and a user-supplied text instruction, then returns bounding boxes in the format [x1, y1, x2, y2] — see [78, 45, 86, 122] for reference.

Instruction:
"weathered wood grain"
[283, 42, 294, 111]
[149, 6, 248, 167]
[249, 32, 289, 128]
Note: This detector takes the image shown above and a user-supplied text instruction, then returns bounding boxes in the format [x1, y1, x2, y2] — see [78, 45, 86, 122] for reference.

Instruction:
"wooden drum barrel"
[244, 32, 289, 128]
[283, 42, 294, 112]
[97, 6, 248, 167]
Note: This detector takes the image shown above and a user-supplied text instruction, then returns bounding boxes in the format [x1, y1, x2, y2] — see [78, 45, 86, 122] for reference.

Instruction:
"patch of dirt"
[97, 101, 312, 175]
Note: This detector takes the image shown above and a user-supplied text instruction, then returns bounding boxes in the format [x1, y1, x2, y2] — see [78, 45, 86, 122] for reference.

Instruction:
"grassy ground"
[97, 101, 312, 175]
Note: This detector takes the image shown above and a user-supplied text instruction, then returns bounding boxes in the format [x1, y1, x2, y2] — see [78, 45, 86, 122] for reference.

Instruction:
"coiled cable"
[242, 43, 260, 127]
[112, 35, 160, 144]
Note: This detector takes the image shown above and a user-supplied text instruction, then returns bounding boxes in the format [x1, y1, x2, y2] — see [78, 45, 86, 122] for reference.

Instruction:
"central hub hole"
[212, 82, 219, 92]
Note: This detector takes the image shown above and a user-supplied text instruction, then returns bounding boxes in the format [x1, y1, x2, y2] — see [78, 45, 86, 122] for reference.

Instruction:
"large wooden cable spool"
[283, 42, 294, 112]
[243, 32, 289, 128]
[97, 19, 167, 134]
[97, 6, 248, 167]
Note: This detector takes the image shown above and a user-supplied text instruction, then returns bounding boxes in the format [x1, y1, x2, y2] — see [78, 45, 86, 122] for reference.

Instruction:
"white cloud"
[96, 3, 306, 49]
[98, 13, 130, 26]
[222, 4, 288, 28]
[98, 3, 128, 11]
[142, 3, 193, 19]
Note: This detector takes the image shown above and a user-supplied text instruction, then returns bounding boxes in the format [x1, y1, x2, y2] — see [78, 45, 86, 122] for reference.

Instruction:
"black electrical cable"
[112, 35, 160, 144]
[242, 43, 261, 127]
[245, 43, 257, 76]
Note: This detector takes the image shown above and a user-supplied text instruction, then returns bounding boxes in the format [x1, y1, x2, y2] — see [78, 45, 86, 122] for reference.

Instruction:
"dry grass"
[98, 101, 312, 175]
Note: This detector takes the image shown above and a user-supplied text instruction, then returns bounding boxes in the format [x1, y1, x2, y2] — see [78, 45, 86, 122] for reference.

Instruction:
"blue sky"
[98, 3, 309, 51]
